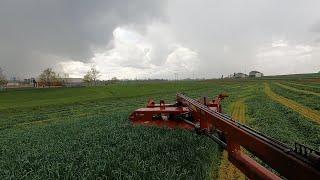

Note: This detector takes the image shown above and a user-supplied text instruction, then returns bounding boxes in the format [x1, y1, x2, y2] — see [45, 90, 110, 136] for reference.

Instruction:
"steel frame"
[129, 93, 320, 179]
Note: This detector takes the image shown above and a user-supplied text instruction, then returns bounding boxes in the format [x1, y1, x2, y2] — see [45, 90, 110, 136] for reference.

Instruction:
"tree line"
[0, 66, 118, 88]
[0, 67, 7, 88]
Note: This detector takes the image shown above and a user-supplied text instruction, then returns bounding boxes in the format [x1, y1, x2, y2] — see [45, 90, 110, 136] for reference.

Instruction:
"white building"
[6, 82, 20, 88]
[61, 78, 84, 87]
[249, 71, 264, 78]
[234, 73, 248, 78]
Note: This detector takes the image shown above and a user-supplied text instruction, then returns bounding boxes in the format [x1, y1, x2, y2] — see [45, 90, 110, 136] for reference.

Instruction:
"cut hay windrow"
[217, 99, 246, 180]
[275, 82, 320, 97]
[264, 83, 320, 124]
[282, 81, 320, 93]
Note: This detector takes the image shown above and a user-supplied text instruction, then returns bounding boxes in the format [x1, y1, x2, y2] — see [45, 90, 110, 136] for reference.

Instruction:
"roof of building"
[235, 72, 247, 75]
[249, 71, 262, 74]
[61, 78, 83, 83]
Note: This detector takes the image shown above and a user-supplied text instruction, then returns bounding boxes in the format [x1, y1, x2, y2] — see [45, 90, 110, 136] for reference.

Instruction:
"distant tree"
[0, 67, 8, 88]
[83, 73, 92, 85]
[38, 68, 59, 87]
[83, 67, 100, 85]
[110, 77, 119, 84]
[63, 73, 69, 79]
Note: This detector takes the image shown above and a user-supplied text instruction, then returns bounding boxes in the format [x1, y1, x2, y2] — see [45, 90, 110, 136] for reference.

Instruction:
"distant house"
[6, 81, 20, 88]
[6, 77, 36, 88]
[249, 71, 264, 78]
[6, 77, 21, 88]
[234, 73, 248, 78]
[61, 78, 84, 87]
[23, 78, 35, 84]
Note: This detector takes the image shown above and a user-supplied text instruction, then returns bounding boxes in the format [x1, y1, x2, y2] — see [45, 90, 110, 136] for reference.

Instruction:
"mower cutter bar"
[176, 93, 319, 180]
[129, 93, 320, 180]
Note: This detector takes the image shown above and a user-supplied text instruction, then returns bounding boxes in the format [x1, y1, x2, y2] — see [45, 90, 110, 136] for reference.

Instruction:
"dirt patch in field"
[275, 82, 320, 97]
[264, 83, 320, 124]
[217, 99, 246, 180]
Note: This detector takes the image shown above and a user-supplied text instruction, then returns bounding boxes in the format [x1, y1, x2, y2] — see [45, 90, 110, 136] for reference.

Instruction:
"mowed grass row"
[0, 81, 239, 179]
[280, 81, 320, 93]
[218, 98, 246, 180]
[270, 82, 320, 111]
[275, 82, 320, 97]
[246, 84, 320, 150]
[218, 82, 319, 178]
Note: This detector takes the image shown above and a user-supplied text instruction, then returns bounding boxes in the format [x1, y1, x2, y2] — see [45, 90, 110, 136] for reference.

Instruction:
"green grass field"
[0, 79, 319, 179]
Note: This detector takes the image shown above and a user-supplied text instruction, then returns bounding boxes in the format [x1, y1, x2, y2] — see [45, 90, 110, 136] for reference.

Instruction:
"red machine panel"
[129, 93, 320, 180]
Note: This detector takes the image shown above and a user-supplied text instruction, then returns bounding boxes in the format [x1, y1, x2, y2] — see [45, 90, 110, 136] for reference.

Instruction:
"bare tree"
[0, 67, 8, 88]
[90, 67, 100, 84]
[83, 67, 100, 85]
[83, 72, 92, 85]
[63, 73, 69, 79]
[111, 77, 119, 83]
[38, 68, 60, 87]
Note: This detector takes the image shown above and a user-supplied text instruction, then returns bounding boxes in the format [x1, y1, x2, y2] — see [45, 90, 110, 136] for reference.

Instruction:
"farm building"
[6, 82, 20, 88]
[61, 78, 84, 87]
[249, 71, 263, 78]
[5, 77, 38, 88]
[234, 73, 248, 78]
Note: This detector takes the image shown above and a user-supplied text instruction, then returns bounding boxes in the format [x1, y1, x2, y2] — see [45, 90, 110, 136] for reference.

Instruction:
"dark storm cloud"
[0, 0, 166, 77]
[166, 0, 320, 76]
[311, 20, 320, 32]
[1, 0, 320, 78]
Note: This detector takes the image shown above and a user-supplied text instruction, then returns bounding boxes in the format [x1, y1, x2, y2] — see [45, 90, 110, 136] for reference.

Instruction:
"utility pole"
[174, 73, 178, 81]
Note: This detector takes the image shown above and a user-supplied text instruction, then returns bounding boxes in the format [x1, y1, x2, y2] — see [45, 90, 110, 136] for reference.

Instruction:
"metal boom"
[130, 93, 320, 179]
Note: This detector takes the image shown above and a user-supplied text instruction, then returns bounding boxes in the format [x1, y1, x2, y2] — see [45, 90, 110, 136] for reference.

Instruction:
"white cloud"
[58, 61, 92, 78]
[255, 40, 319, 75]
[3, 1, 320, 78]
[271, 40, 288, 48]
[58, 25, 200, 80]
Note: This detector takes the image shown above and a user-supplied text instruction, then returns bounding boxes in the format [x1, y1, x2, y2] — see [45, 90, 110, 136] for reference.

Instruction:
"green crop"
[0, 81, 227, 179]
[246, 83, 320, 149]
[0, 79, 319, 179]
[270, 82, 320, 111]
[281, 81, 320, 93]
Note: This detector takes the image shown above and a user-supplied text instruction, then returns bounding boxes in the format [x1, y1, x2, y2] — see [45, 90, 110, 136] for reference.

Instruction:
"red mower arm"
[130, 93, 320, 179]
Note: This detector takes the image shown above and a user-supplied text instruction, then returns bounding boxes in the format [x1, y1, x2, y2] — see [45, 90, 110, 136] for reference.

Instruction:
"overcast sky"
[1, 0, 320, 79]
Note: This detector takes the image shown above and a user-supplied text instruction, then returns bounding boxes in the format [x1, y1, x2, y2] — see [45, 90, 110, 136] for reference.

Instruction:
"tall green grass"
[270, 83, 320, 111]
[0, 81, 215, 110]
[0, 111, 224, 179]
[0, 81, 229, 179]
[246, 84, 320, 149]
[0, 80, 318, 179]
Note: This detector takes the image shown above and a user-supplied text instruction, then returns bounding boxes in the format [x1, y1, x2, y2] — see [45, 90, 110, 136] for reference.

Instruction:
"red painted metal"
[129, 93, 320, 180]
[129, 106, 194, 130]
